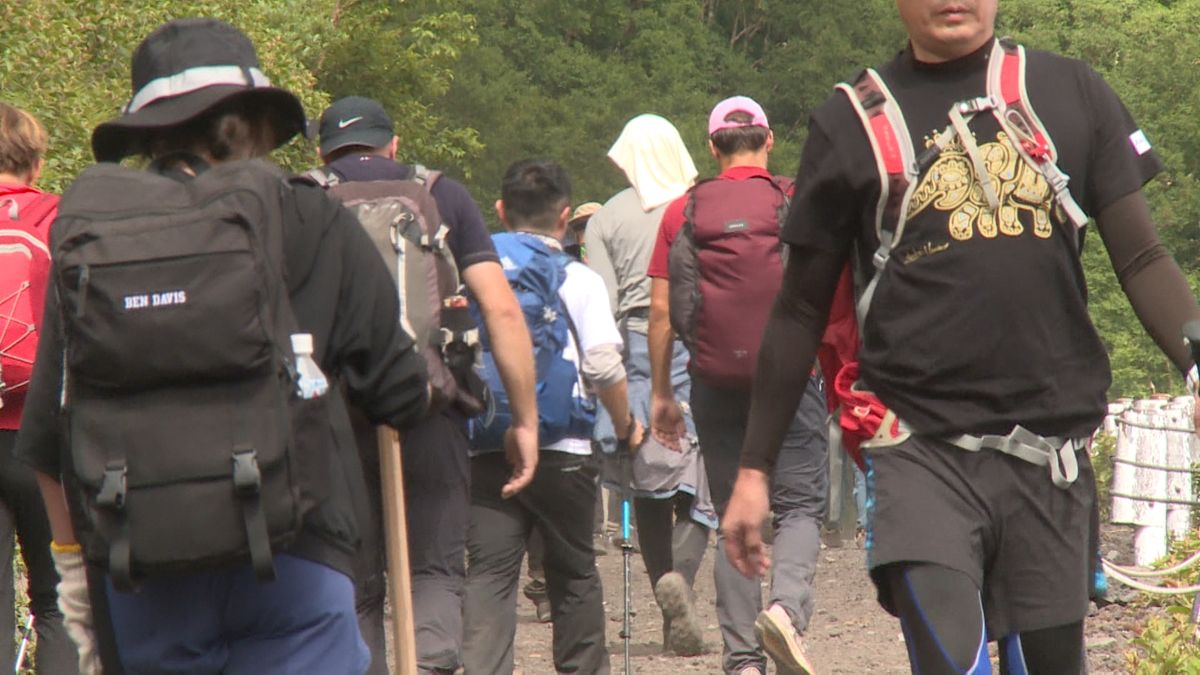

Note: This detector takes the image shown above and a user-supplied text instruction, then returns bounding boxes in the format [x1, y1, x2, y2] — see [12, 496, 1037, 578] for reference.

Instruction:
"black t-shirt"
[325, 155, 499, 272]
[783, 40, 1164, 438]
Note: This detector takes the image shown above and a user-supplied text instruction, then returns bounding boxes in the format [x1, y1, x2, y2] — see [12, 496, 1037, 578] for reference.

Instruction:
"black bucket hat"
[91, 18, 307, 163]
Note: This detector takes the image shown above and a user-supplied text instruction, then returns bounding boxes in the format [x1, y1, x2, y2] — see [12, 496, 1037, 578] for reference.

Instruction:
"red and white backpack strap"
[987, 38, 1089, 230]
[836, 69, 919, 323]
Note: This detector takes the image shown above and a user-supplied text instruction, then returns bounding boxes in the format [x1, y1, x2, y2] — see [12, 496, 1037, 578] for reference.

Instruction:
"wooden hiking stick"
[378, 426, 418, 675]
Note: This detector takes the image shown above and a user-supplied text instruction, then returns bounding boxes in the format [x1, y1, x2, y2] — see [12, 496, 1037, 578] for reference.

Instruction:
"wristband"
[51, 541, 82, 554]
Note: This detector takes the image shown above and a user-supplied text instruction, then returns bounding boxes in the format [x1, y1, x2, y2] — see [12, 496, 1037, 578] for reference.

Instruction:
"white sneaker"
[754, 602, 817, 675]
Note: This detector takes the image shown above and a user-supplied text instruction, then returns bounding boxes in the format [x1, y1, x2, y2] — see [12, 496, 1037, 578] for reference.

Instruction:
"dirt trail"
[511, 532, 1146, 674]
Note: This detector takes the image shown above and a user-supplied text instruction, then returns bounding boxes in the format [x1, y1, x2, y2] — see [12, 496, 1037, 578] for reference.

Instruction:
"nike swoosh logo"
[337, 116, 363, 129]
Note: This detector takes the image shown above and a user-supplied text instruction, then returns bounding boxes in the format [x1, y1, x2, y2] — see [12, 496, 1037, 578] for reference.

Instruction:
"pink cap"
[708, 96, 769, 135]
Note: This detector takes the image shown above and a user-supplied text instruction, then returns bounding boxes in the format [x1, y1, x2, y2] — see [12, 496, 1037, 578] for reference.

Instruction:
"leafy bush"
[1129, 609, 1200, 674]
[1125, 530, 1200, 671]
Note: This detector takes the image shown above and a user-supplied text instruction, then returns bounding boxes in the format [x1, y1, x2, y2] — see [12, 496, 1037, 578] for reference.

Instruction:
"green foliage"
[430, 0, 771, 218]
[0, 1, 332, 190]
[1124, 530, 1200, 670]
[314, 1, 482, 167]
[1092, 431, 1116, 521]
[1129, 609, 1200, 675]
[428, 0, 909, 220]
[0, 0, 479, 191]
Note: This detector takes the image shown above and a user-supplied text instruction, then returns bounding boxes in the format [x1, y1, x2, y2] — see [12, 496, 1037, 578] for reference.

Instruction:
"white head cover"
[607, 114, 697, 212]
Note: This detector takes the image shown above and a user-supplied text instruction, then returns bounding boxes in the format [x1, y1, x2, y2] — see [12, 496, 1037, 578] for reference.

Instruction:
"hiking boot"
[654, 571, 704, 656]
[522, 579, 552, 623]
[754, 603, 816, 675]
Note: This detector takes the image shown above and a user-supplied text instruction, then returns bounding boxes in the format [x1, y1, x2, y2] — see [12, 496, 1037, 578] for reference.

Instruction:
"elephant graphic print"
[907, 129, 1058, 244]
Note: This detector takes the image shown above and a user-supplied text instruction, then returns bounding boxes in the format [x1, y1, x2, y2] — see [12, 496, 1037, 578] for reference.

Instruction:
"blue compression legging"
[882, 563, 1086, 674]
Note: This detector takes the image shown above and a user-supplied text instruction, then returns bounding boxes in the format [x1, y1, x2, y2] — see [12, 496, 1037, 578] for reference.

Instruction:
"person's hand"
[722, 468, 772, 578]
[52, 544, 102, 675]
[502, 423, 539, 498]
[650, 394, 686, 451]
[617, 416, 646, 454]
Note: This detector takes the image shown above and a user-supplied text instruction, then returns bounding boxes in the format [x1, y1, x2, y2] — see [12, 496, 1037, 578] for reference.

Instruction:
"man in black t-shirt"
[315, 97, 539, 675]
[722, 1, 1200, 673]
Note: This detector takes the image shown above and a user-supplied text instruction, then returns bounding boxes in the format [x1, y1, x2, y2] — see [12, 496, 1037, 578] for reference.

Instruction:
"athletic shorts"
[862, 434, 1095, 638]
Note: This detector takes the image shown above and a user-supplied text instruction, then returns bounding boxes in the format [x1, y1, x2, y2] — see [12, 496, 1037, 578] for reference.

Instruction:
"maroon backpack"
[668, 174, 792, 389]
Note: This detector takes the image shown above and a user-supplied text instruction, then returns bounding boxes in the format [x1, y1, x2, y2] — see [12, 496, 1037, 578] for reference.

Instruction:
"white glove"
[52, 544, 103, 675]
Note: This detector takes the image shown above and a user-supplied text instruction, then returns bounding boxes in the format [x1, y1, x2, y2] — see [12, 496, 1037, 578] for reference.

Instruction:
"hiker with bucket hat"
[15, 18, 430, 674]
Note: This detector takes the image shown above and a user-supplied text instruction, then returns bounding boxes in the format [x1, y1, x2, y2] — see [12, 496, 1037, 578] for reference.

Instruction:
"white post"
[1133, 399, 1169, 566]
[1164, 397, 1193, 542]
[1103, 400, 1129, 437]
[1112, 404, 1138, 525]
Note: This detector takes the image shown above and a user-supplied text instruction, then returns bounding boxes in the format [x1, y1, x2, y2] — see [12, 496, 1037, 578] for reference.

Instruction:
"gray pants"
[463, 452, 609, 674]
[353, 411, 470, 674]
[0, 430, 78, 675]
[692, 375, 828, 674]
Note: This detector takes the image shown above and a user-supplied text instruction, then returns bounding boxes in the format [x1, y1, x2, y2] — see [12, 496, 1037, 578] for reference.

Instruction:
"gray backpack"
[306, 165, 485, 415]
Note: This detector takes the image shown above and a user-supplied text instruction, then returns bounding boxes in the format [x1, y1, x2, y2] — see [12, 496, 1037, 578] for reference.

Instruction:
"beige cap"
[569, 201, 602, 227]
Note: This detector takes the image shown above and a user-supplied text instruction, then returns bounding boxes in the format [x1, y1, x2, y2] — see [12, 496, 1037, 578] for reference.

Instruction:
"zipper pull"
[76, 264, 90, 318]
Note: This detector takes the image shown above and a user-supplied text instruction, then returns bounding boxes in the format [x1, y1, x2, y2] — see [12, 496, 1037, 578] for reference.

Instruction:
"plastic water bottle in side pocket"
[291, 333, 328, 399]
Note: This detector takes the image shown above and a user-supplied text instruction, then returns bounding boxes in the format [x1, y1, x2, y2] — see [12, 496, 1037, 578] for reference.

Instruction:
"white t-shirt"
[545, 260, 624, 455]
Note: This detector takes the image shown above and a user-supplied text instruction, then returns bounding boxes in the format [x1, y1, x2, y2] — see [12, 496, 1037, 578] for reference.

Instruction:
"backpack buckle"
[957, 96, 996, 115]
[96, 462, 127, 510]
[231, 448, 262, 496]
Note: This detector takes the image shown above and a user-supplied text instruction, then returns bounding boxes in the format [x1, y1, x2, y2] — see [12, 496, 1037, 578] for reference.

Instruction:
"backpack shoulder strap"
[300, 166, 339, 188]
[835, 69, 918, 257]
[770, 174, 795, 195]
[411, 164, 442, 194]
[835, 68, 919, 322]
[987, 38, 1088, 230]
[0, 187, 57, 229]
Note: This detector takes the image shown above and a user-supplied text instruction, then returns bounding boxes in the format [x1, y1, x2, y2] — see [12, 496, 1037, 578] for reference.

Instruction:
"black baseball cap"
[91, 18, 307, 163]
[317, 96, 395, 157]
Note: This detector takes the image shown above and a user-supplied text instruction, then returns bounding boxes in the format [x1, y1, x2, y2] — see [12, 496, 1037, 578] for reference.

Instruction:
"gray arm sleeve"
[581, 343, 626, 389]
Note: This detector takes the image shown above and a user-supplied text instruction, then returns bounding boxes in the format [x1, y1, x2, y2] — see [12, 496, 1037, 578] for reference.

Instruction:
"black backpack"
[51, 159, 330, 589]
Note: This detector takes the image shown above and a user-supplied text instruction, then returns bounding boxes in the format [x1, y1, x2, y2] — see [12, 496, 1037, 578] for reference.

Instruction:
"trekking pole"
[377, 426, 418, 675]
[13, 614, 32, 673]
[1182, 320, 1200, 631]
[619, 448, 634, 673]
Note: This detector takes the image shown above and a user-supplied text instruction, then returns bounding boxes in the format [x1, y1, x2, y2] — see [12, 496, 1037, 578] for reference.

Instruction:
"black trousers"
[0, 429, 78, 674]
[462, 451, 609, 674]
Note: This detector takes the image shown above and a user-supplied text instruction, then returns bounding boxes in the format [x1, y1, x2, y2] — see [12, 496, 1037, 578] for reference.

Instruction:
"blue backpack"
[469, 232, 597, 450]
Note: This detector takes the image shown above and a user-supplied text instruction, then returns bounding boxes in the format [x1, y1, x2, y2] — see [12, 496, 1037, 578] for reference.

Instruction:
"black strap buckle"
[232, 448, 262, 497]
[96, 461, 127, 510]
